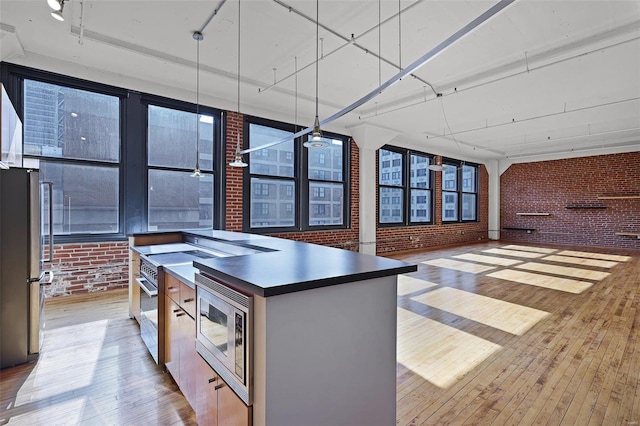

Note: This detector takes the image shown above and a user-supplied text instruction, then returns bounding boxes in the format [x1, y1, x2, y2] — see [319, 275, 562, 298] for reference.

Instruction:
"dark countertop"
[131, 229, 416, 297]
[185, 230, 417, 297]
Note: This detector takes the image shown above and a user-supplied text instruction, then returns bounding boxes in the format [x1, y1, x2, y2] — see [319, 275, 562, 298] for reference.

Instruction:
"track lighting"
[48, 0, 65, 21]
[302, 0, 329, 149]
[191, 31, 203, 178]
[428, 156, 444, 171]
[229, 137, 248, 167]
[228, 0, 249, 168]
[47, 0, 62, 11]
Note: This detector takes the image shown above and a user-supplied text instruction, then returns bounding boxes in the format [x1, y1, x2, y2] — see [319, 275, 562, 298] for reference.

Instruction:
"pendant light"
[191, 31, 204, 177]
[49, 0, 65, 21]
[229, 0, 249, 168]
[429, 156, 444, 171]
[303, 0, 329, 149]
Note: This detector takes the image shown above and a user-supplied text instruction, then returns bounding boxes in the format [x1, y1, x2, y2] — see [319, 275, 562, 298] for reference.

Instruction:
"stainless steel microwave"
[195, 273, 252, 405]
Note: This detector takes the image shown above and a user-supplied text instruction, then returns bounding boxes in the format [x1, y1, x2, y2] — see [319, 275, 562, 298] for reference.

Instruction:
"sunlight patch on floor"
[14, 320, 109, 407]
[515, 262, 611, 281]
[4, 397, 86, 424]
[483, 248, 545, 258]
[501, 245, 557, 254]
[397, 307, 502, 388]
[421, 259, 496, 274]
[542, 255, 618, 269]
[411, 287, 550, 335]
[557, 250, 632, 262]
[453, 253, 523, 266]
[398, 275, 438, 296]
[488, 269, 594, 294]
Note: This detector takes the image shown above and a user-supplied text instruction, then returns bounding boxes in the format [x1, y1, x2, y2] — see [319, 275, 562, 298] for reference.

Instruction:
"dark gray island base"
[129, 229, 416, 426]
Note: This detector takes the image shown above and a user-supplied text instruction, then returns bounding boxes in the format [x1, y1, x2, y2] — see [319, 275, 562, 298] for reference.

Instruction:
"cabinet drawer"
[165, 273, 181, 302]
[180, 281, 196, 319]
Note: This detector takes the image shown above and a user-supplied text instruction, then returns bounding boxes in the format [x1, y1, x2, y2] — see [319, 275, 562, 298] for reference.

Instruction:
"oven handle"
[136, 277, 158, 297]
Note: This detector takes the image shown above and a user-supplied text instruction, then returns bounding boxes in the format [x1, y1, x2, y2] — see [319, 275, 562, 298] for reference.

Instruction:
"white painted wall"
[252, 276, 398, 426]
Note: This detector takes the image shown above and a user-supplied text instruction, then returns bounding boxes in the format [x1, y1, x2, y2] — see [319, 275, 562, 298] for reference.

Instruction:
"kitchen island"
[129, 230, 416, 426]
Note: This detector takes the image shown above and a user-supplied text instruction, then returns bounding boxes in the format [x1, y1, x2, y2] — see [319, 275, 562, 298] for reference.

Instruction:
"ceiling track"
[358, 21, 640, 118]
[198, 0, 229, 34]
[261, 0, 438, 95]
[426, 96, 640, 143]
[239, 0, 515, 155]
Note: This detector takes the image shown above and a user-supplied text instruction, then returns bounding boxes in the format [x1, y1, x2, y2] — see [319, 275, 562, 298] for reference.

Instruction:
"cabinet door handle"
[214, 383, 225, 390]
[176, 312, 185, 317]
[208, 377, 217, 383]
[183, 298, 194, 303]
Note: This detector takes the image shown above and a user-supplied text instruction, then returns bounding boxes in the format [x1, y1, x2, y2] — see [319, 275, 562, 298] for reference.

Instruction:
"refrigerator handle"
[42, 181, 54, 263]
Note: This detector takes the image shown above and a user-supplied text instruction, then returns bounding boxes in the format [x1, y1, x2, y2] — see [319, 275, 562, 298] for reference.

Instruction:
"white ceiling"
[1, 0, 639, 164]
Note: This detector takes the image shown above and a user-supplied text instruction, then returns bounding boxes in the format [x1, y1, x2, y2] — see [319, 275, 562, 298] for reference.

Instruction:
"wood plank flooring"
[391, 241, 640, 426]
[1, 241, 638, 425]
[0, 290, 196, 425]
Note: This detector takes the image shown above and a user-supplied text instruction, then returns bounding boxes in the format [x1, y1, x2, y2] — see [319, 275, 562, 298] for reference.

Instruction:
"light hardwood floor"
[1, 241, 638, 425]
[390, 241, 640, 426]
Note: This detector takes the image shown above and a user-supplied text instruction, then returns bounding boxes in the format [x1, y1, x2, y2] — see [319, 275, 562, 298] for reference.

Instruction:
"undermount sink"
[146, 249, 228, 266]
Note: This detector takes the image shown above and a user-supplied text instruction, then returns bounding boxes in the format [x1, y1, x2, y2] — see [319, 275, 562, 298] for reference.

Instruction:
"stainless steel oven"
[195, 273, 252, 405]
[137, 258, 159, 363]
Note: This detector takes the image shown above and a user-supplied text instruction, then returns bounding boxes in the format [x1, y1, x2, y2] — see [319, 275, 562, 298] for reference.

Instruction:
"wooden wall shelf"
[597, 195, 640, 200]
[516, 212, 550, 216]
[565, 205, 606, 210]
[615, 232, 640, 239]
[502, 227, 535, 233]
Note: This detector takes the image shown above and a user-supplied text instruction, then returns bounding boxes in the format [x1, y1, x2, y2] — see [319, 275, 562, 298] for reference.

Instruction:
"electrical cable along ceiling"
[1, 0, 639, 163]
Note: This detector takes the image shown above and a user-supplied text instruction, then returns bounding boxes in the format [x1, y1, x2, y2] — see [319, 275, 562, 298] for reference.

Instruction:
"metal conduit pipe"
[198, 0, 229, 34]
[262, 0, 438, 95]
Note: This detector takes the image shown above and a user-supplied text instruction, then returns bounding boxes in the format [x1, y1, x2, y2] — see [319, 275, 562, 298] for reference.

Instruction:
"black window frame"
[0, 63, 225, 243]
[377, 145, 435, 227]
[441, 158, 479, 223]
[242, 115, 351, 233]
[142, 95, 223, 232]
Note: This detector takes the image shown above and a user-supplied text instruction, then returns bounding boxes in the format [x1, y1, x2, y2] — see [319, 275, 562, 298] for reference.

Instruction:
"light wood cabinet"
[164, 294, 182, 383]
[164, 277, 198, 408]
[165, 271, 251, 425]
[196, 353, 251, 426]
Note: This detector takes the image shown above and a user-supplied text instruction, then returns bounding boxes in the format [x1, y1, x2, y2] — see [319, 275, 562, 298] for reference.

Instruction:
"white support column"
[348, 124, 398, 255]
[485, 159, 501, 240]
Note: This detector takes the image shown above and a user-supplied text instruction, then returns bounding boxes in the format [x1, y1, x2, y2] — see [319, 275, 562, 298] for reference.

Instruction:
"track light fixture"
[47, 0, 62, 11]
[191, 31, 203, 178]
[428, 156, 444, 172]
[228, 0, 249, 168]
[303, 0, 329, 149]
[48, 0, 65, 21]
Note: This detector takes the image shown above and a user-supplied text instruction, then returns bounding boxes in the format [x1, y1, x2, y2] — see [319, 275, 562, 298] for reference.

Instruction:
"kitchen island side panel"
[253, 276, 398, 426]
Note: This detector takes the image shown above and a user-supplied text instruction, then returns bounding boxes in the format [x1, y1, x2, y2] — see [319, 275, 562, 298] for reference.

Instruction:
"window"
[246, 118, 349, 231]
[23, 79, 121, 236]
[378, 147, 434, 225]
[308, 137, 345, 227]
[442, 161, 478, 222]
[6, 63, 224, 241]
[254, 183, 269, 196]
[462, 164, 478, 221]
[147, 105, 215, 231]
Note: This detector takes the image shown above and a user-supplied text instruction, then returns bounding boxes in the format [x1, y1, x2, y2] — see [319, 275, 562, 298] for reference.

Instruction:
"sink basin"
[147, 250, 223, 266]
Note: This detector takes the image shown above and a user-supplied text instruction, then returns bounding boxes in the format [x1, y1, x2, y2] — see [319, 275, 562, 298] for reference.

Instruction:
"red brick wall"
[43, 241, 129, 297]
[500, 152, 640, 249]
[376, 158, 489, 254]
[226, 111, 244, 232]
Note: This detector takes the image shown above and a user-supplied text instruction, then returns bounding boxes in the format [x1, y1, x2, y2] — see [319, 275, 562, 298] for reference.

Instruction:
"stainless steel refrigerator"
[0, 168, 53, 369]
